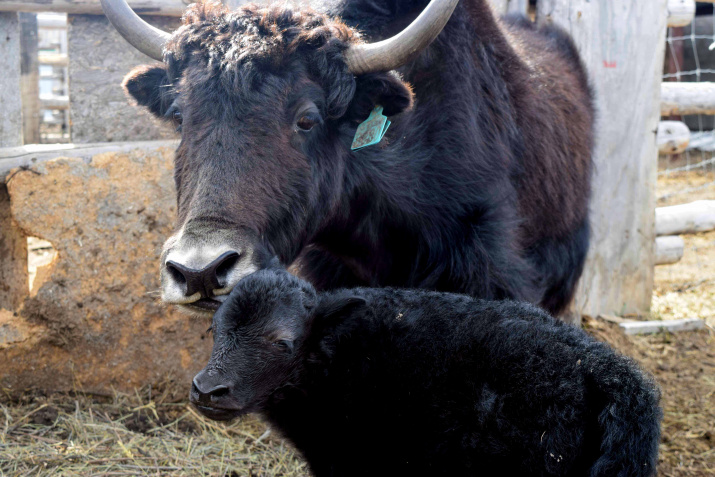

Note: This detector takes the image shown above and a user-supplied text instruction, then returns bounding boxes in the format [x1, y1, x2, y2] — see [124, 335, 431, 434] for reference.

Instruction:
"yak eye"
[272, 340, 294, 353]
[172, 110, 183, 123]
[295, 113, 321, 132]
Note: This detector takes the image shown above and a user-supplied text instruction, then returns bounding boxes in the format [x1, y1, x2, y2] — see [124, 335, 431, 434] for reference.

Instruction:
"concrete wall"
[0, 12, 22, 147]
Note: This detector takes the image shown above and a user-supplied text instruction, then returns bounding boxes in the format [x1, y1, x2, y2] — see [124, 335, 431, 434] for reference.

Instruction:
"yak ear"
[122, 64, 174, 119]
[349, 71, 414, 119]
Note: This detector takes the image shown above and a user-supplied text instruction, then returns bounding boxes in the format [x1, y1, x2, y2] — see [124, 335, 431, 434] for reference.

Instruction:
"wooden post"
[536, 0, 668, 317]
[0, 183, 28, 310]
[20, 13, 39, 145]
[0, 12, 23, 147]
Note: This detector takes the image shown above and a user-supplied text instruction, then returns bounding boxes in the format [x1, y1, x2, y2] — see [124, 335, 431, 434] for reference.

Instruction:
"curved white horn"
[344, 0, 460, 75]
[100, 0, 171, 61]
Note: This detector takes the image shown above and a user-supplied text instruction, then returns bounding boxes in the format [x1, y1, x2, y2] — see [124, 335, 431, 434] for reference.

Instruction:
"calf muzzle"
[190, 371, 243, 421]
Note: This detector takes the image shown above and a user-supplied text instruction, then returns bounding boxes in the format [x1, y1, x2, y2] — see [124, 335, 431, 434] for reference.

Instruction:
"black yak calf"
[192, 269, 661, 477]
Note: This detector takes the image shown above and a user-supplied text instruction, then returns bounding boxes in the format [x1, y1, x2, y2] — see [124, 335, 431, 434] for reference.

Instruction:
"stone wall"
[0, 143, 211, 394]
[68, 14, 181, 143]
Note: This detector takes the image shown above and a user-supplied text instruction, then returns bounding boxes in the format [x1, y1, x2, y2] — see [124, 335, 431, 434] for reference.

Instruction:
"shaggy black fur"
[123, 0, 594, 316]
[192, 268, 661, 477]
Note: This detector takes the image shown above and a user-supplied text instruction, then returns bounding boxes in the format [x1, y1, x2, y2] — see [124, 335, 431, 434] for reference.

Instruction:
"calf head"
[191, 267, 368, 421]
[190, 267, 315, 420]
[120, 2, 415, 315]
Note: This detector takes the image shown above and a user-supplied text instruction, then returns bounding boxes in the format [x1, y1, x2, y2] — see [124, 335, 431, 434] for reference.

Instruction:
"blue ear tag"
[351, 105, 391, 151]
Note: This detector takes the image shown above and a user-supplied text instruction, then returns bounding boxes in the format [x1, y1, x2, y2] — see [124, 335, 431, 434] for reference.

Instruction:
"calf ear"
[122, 64, 174, 119]
[349, 71, 414, 119]
[316, 296, 368, 321]
[311, 296, 371, 359]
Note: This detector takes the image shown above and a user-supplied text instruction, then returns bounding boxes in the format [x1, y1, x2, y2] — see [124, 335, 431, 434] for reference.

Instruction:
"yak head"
[104, 0, 455, 315]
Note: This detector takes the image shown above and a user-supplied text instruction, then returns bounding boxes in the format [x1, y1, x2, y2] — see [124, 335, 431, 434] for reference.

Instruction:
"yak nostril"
[165, 251, 240, 298]
[166, 261, 188, 286]
[215, 252, 240, 286]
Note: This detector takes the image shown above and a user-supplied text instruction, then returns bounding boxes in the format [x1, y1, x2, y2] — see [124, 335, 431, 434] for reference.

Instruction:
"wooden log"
[620, 318, 705, 335]
[20, 13, 40, 145]
[667, 0, 695, 28]
[0, 183, 28, 310]
[661, 82, 715, 116]
[489, 0, 528, 15]
[39, 95, 70, 110]
[489, 0, 508, 13]
[37, 13, 67, 29]
[655, 235, 684, 265]
[657, 120, 689, 155]
[0, 140, 178, 182]
[0, 0, 188, 16]
[656, 200, 715, 236]
[536, 0, 667, 318]
[0, 12, 23, 147]
[38, 53, 69, 67]
[506, 0, 529, 15]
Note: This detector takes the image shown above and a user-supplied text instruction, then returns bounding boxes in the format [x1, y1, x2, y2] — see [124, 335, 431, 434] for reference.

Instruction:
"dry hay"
[645, 167, 715, 476]
[652, 228, 715, 329]
[585, 317, 714, 477]
[0, 386, 307, 477]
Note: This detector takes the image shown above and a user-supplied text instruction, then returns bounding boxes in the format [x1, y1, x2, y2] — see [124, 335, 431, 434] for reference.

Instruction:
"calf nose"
[166, 251, 239, 298]
[191, 377, 230, 405]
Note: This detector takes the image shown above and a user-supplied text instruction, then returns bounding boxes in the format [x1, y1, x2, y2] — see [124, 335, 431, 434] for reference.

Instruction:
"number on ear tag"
[351, 106, 391, 151]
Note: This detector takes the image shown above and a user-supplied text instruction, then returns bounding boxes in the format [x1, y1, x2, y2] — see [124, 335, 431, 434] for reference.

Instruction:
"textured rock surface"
[2, 144, 211, 394]
[68, 14, 180, 143]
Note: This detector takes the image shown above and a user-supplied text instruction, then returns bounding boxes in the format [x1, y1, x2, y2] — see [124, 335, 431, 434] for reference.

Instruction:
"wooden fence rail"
[0, 0, 188, 16]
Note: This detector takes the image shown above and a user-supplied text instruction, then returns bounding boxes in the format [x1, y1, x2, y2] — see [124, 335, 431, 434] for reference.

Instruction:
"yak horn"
[344, 0, 460, 75]
[100, 0, 170, 61]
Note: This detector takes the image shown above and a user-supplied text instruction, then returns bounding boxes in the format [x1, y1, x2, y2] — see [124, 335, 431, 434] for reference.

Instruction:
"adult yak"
[102, 0, 593, 317]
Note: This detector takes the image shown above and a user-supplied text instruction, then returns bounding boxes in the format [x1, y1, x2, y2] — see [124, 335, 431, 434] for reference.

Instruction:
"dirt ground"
[1, 171, 714, 476]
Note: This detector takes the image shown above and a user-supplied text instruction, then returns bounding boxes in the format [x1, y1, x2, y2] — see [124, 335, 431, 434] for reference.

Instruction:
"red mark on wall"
[603, 60, 617, 69]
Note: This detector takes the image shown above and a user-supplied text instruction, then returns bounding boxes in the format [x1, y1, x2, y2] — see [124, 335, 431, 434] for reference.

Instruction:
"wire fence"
[654, 4, 715, 326]
[660, 5, 715, 204]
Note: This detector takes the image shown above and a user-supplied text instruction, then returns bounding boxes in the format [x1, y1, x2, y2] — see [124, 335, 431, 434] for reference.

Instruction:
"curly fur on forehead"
[163, 1, 361, 116]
